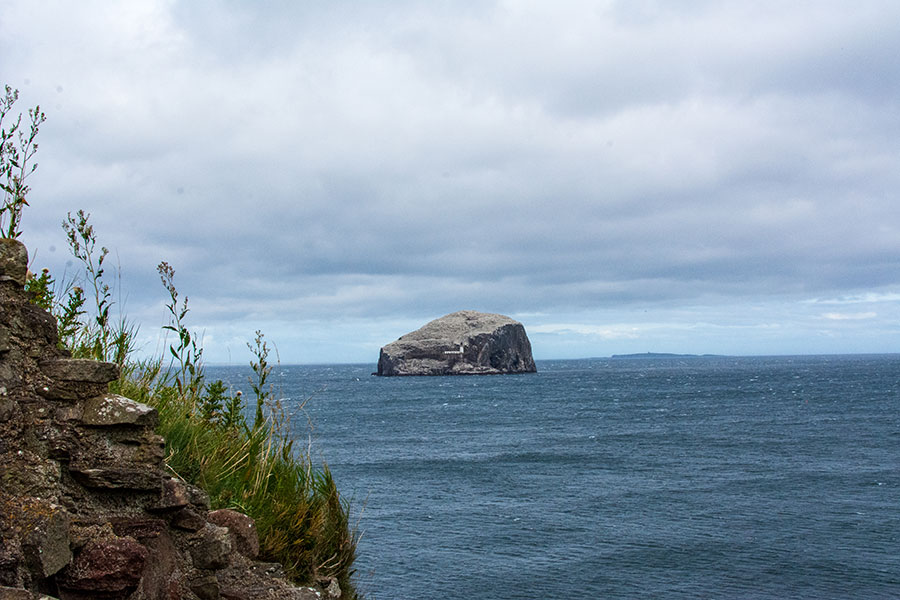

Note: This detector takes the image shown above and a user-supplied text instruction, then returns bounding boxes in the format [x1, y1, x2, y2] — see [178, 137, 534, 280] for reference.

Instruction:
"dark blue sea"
[207, 355, 900, 599]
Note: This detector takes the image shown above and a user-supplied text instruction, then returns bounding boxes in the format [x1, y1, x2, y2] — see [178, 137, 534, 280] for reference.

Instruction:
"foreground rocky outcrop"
[0, 239, 340, 600]
[376, 310, 536, 376]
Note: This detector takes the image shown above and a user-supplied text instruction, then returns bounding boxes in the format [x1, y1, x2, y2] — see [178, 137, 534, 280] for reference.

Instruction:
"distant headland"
[610, 352, 725, 359]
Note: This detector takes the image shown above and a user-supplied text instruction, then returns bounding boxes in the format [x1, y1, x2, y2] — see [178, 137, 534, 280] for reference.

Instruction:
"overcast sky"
[3, 0, 899, 364]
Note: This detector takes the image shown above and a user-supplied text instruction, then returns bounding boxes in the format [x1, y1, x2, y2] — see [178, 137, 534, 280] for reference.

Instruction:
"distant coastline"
[610, 352, 725, 359]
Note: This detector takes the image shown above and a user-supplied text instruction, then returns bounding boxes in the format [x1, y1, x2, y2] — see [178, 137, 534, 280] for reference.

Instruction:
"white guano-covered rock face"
[376, 310, 537, 376]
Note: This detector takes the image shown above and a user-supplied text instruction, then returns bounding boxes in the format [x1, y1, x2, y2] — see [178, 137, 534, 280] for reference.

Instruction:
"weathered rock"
[190, 524, 232, 570]
[0, 452, 61, 498]
[0, 366, 17, 399]
[0, 327, 10, 354]
[36, 380, 108, 403]
[52, 403, 83, 423]
[0, 397, 15, 423]
[108, 517, 167, 542]
[0, 399, 14, 424]
[0, 497, 71, 586]
[207, 509, 259, 559]
[317, 576, 341, 600]
[133, 529, 182, 600]
[81, 394, 157, 428]
[67, 466, 161, 491]
[57, 537, 148, 596]
[67, 429, 165, 491]
[219, 587, 321, 600]
[135, 431, 167, 463]
[150, 478, 191, 512]
[0, 587, 39, 600]
[15, 499, 71, 579]
[171, 507, 207, 532]
[377, 310, 537, 376]
[38, 359, 118, 384]
[0, 239, 28, 286]
[37, 360, 117, 402]
[217, 559, 322, 600]
[0, 537, 22, 588]
[68, 522, 115, 551]
[186, 483, 211, 510]
[190, 574, 220, 600]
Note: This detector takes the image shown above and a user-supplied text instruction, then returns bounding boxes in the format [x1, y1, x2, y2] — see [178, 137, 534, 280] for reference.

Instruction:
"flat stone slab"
[69, 466, 162, 491]
[39, 358, 119, 384]
[109, 516, 168, 541]
[82, 394, 157, 428]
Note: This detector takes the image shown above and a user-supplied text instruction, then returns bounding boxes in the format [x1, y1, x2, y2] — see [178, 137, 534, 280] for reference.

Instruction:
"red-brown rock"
[207, 509, 260, 559]
[58, 537, 148, 595]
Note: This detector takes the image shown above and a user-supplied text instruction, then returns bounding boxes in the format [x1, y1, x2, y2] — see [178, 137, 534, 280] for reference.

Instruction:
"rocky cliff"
[0, 239, 339, 600]
[376, 310, 536, 376]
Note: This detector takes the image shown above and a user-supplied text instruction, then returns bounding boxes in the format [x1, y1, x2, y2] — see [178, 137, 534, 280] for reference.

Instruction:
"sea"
[207, 354, 900, 600]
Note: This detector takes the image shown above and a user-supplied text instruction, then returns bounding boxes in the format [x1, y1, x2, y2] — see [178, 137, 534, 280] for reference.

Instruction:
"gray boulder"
[376, 310, 537, 376]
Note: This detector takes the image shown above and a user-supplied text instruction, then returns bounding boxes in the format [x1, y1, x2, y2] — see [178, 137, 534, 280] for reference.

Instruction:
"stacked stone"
[0, 239, 340, 600]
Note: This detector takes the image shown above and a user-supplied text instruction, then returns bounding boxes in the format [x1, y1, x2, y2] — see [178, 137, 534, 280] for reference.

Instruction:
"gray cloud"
[3, 0, 899, 362]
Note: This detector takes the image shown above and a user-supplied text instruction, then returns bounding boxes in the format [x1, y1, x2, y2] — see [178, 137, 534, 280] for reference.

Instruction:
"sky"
[2, 0, 899, 364]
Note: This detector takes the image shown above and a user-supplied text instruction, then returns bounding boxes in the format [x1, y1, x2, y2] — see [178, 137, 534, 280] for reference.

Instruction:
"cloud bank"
[2, 0, 899, 362]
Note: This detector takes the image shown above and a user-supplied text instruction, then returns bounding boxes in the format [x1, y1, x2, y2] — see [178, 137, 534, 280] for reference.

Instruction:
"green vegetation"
[116, 260, 358, 593]
[60, 209, 138, 368]
[4, 86, 358, 596]
[1, 84, 44, 239]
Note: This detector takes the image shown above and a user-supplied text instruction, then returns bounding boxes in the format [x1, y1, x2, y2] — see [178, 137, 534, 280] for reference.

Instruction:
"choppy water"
[207, 355, 900, 599]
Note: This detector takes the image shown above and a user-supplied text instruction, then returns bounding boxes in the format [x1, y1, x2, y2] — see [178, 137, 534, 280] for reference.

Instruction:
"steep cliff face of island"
[0, 239, 338, 600]
[376, 310, 537, 376]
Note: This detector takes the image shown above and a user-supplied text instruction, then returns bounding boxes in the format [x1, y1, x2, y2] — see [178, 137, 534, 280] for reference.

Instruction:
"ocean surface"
[207, 355, 900, 599]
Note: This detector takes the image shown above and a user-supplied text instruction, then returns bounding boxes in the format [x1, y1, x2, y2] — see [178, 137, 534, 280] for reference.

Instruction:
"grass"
[117, 367, 357, 591]
[29, 211, 359, 594]
[106, 268, 359, 595]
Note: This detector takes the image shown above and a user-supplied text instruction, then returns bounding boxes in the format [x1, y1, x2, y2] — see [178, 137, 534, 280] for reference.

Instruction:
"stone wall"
[0, 239, 340, 600]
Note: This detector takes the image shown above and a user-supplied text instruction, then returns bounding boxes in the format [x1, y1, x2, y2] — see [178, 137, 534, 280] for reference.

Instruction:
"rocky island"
[376, 310, 537, 376]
